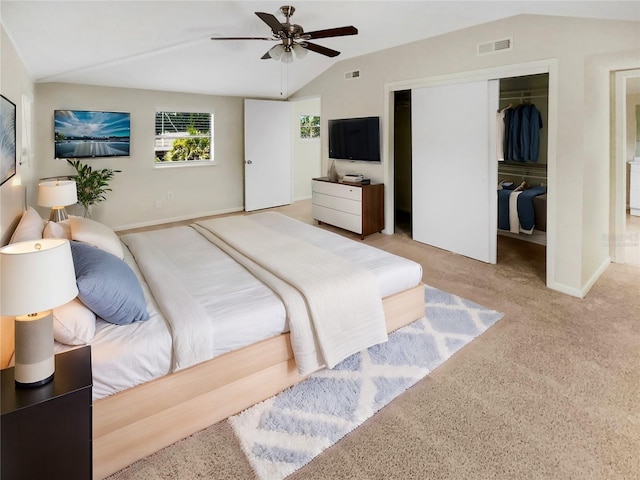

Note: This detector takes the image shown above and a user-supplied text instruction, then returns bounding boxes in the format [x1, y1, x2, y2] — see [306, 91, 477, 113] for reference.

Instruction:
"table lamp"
[0, 239, 78, 387]
[38, 180, 78, 222]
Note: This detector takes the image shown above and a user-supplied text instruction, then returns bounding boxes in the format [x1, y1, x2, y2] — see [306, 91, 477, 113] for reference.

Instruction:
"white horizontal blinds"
[155, 112, 213, 162]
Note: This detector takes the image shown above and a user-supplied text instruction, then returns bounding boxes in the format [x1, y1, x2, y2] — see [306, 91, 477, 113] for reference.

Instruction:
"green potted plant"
[67, 159, 121, 218]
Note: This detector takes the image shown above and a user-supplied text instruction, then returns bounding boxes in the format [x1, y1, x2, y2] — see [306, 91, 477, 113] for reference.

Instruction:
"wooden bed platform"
[0, 281, 424, 479]
[92, 283, 425, 479]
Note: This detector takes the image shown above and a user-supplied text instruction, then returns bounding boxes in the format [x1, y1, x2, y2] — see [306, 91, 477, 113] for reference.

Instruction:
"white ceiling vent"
[477, 37, 512, 56]
[344, 70, 361, 80]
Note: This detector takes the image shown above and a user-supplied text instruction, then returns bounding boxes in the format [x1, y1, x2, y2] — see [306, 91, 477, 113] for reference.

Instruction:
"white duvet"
[57, 212, 422, 400]
[194, 214, 388, 374]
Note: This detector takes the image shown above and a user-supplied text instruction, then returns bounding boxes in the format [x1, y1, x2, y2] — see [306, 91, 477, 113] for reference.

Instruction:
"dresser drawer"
[312, 192, 362, 216]
[312, 204, 362, 234]
[312, 180, 362, 201]
[630, 186, 640, 208]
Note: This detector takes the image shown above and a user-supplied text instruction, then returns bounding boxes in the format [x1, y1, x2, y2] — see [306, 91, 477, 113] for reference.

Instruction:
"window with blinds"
[155, 111, 214, 164]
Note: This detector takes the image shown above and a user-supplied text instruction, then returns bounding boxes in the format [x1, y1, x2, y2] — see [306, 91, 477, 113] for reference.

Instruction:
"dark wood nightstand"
[1, 346, 92, 479]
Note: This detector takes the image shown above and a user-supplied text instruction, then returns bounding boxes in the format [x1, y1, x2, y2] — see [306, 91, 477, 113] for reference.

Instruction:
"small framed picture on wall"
[1, 94, 17, 186]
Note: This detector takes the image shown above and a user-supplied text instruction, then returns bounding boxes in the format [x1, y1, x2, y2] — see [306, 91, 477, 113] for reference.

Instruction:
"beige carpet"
[109, 203, 640, 480]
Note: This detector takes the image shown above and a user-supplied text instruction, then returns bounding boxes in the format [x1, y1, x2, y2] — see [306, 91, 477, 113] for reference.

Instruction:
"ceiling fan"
[211, 5, 358, 63]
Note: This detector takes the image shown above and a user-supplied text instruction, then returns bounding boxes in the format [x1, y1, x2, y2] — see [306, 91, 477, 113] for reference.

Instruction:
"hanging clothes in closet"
[500, 103, 543, 162]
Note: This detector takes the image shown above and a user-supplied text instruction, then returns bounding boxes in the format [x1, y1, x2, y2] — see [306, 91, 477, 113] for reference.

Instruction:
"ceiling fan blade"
[255, 12, 284, 35]
[303, 26, 358, 40]
[303, 42, 341, 58]
[261, 50, 273, 60]
[211, 37, 275, 41]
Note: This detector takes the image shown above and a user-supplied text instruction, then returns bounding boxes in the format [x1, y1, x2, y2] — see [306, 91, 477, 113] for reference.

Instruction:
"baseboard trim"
[580, 256, 611, 298]
[113, 207, 244, 232]
[547, 256, 611, 299]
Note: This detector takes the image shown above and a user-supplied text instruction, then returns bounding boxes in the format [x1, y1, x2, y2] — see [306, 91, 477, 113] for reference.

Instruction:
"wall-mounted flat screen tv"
[54, 110, 130, 158]
[328, 116, 380, 162]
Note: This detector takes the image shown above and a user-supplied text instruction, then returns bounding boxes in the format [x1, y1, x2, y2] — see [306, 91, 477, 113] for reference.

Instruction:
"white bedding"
[194, 215, 388, 374]
[56, 212, 422, 401]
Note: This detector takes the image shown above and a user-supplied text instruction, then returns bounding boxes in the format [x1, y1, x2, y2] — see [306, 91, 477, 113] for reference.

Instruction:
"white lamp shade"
[281, 51, 294, 64]
[0, 239, 78, 315]
[292, 43, 308, 59]
[38, 180, 78, 208]
[268, 44, 285, 60]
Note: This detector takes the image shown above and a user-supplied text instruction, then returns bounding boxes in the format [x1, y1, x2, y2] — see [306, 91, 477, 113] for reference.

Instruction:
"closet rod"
[500, 94, 548, 101]
[499, 173, 548, 180]
[500, 88, 548, 97]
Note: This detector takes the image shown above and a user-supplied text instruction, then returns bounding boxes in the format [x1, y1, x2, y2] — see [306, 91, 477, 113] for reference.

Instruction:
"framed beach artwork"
[1, 95, 17, 186]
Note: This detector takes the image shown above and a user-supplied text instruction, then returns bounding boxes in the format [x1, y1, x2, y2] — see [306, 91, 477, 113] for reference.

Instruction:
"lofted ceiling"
[1, 1, 639, 99]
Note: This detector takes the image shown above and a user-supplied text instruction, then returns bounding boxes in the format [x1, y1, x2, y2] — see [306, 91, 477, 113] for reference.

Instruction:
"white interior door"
[411, 80, 498, 263]
[244, 99, 292, 211]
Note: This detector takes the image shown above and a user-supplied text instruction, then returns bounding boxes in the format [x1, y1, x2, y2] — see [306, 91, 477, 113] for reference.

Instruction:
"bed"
[1, 208, 425, 479]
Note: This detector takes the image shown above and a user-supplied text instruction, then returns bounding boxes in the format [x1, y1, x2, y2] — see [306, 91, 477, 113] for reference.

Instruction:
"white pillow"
[68, 216, 124, 259]
[9, 207, 44, 243]
[43, 220, 72, 240]
[53, 298, 96, 345]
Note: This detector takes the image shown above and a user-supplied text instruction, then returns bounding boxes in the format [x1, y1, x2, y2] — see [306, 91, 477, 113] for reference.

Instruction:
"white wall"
[292, 14, 640, 296]
[33, 83, 245, 229]
[290, 97, 321, 201]
[0, 25, 34, 245]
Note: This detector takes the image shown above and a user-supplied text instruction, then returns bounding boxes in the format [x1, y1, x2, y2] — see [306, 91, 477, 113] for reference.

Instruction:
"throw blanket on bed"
[498, 186, 547, 233]
[193, 216, 388, 375]
[121, 233, 216, 371]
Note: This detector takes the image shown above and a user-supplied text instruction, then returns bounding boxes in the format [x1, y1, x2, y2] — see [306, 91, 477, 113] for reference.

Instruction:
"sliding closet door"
[412, 80, 498, 263]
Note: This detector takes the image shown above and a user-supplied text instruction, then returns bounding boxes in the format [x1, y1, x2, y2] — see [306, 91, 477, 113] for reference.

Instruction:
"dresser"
[1, 346, 92, 479]
[312, 177, 384, 239]
[630, 160, 640, 216]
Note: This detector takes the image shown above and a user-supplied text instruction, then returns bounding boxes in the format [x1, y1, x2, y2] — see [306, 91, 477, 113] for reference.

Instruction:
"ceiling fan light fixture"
[268, 44, 285, 60]
[292, 43, 308, 59]
[281, 50, 294, 63]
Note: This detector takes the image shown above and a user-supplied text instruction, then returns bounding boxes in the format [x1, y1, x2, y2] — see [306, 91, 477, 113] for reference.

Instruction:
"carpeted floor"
[109, 201, 640, 480]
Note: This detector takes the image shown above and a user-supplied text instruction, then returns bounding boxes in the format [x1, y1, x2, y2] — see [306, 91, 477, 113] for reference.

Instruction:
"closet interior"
[497, 73, 549, 246]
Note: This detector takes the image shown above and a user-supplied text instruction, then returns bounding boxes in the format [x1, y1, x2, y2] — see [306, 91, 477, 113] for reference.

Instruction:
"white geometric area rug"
[229, 285, 503, 480]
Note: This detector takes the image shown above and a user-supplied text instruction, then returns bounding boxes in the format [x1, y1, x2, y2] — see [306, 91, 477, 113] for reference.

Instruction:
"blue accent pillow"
[70, 241, 149, 325]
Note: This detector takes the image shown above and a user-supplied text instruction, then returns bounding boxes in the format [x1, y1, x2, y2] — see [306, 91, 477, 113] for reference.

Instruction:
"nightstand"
[1, 346, 92, 479]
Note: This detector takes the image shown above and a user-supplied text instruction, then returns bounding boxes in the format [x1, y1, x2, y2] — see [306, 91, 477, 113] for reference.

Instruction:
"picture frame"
[1, 95, 17, 186]
[54, 109, 130, 158]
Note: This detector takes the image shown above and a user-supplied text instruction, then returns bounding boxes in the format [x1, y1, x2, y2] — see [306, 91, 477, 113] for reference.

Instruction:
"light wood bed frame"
[0, 283, 425, 479]
[0, 196, 425, 478]
[92, 283, 425, 478]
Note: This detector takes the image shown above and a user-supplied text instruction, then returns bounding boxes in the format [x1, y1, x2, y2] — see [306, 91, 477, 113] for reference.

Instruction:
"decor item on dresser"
[0, 238, 78, 386]
[327, 159, 339, 182]
[0, 95, 17, 186]
[37, 179, 77, 222]
[67, 158, 120, 218]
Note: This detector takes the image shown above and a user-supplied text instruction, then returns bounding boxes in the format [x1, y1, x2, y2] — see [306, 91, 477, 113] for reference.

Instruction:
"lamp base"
[48, 207, 69, 222]
[15, 372, 54, 388]
[14, 311, 55, 387]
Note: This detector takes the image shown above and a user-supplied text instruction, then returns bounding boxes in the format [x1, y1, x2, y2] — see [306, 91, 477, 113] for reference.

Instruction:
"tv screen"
[328, 117, 380, 162]
[54, 110, 130, 158]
